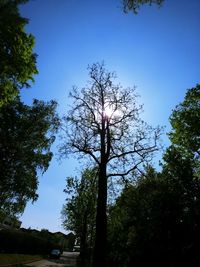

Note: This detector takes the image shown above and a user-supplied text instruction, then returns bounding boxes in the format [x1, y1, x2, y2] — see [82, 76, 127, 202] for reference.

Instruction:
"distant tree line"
[0, 227, 75, 254]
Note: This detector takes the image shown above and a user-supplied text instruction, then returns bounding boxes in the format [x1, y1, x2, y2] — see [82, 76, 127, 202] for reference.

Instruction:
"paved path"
[25, 252, 79, 267]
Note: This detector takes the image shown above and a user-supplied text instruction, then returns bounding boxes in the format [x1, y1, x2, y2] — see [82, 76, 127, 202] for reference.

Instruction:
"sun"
[104, 106, 113, 118]
[104, 105, 120, 119]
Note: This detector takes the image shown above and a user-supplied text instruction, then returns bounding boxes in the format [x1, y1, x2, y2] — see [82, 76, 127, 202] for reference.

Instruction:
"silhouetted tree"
[0, 0, 38, 106]
[60, 62, 162, 267]
[0, 97, 59, 216]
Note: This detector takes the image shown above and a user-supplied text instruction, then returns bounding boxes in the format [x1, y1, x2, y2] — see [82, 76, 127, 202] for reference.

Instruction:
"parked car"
[50, 249, 61, 259]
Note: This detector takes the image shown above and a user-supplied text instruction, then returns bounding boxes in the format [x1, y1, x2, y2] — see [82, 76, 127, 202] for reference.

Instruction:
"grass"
[0, 254, 43, 266]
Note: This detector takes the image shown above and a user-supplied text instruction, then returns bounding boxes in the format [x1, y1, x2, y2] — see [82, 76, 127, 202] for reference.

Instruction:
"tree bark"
[92, 114, 108, 267]
[92, 162, 107, 267]
[80, 212, 88, 266]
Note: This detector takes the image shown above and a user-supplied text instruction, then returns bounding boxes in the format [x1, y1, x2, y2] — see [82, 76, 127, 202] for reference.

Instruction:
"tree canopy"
[108, 150, 200, 267]
[60, 63, 161, 179]
[107, 84, 200, 267]
[0, 0, 38, 106]
[169, 84, 200, 161]
[0, 97, 59, 216]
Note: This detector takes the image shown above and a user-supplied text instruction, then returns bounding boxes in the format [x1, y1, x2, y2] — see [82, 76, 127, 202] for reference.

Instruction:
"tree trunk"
[92, 162, 107, 267]
[93, 113, 108, 267]
[80, 212, 88, 266]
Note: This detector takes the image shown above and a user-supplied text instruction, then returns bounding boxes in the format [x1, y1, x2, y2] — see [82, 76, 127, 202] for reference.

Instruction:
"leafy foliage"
[108, 167, 167, 267]
[108, 155, 200, 266]
[62, 168, 97, 266]
[0, 228, 60, 255]
[107, 84, 200, 266]
[62, 169, 97, 236]
[169, 84, 200, 160]
[0, 0, 38, 106]
[122, 0, 164, 13]
[0, 97, 59, 216]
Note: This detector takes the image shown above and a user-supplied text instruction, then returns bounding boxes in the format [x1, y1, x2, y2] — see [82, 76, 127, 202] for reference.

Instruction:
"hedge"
[0, 229, 61, 255]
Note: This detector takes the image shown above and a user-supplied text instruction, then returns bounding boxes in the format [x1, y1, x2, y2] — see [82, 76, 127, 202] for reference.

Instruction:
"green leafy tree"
[169, 84, 200, 161]
[108, 85, 200, 266]
[0, 97, 59, 216]
[60, 62, 162, 266]
[108, 155, 200, 267]
[122, 0, 164, 13]
[161, 147, 200, 266]
[61, 168, 97, 266]
[108, 167, 168, 267]
[0, 0, 38, 106]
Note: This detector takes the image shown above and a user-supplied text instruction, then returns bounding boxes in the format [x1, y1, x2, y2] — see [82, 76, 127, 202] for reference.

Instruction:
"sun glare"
[104, 105, 120, 118]
[104, 106, 113, 117]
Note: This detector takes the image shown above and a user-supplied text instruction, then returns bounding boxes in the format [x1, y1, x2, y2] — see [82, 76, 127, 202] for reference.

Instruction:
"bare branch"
[107, 160, 143, 178]
[60, 62, 162, 180]
[71, 143, 100, 165]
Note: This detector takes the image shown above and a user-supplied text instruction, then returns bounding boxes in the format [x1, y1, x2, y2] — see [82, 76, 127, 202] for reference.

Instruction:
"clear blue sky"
[19, 0, 200, 233]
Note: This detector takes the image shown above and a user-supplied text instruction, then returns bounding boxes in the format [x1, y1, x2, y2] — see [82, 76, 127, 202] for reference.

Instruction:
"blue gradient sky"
[19, 0, 200, 233]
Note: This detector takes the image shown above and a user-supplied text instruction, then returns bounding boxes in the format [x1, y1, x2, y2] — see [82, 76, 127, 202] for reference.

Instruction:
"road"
[25, 252, 79, 267]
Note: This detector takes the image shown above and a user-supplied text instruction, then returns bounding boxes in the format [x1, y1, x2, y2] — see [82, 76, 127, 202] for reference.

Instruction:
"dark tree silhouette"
[60, 63, 162, 266]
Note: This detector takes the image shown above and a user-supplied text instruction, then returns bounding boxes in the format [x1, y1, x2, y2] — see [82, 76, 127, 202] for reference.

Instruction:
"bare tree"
[60, 62, 162, 267]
